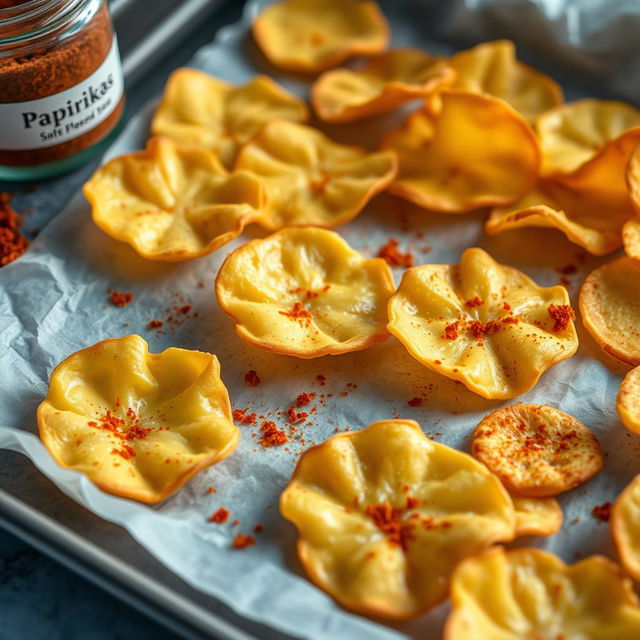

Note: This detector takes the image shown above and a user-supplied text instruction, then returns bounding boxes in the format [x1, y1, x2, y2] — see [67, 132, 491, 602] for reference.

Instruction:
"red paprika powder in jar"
[0, 0, 124, 180]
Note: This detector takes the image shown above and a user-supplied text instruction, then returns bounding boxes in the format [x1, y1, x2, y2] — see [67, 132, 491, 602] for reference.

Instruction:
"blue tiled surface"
[0, 528, 179, 640]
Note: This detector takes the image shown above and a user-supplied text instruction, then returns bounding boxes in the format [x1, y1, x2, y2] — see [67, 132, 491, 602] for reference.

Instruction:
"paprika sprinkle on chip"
[465, 296, 484, 308]
[443, 321, 459, 340]
[0, 192, 28, 266]
[279, 302, 312, 326]
[377, 238, 414, 268]
[108, 290, 133, 308]
[209, 507, 230, 524]
[232, 533, 256, 549]
[548, 304, 576, 331]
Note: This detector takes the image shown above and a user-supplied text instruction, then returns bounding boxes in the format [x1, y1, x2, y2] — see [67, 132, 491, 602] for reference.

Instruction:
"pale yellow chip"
[234, 120, 397, 229]
[449, 40, 563, 124]
[380, 91, 540, 213]
[472, 404, 603, 497]
[579, 257, 640, 365]
[83, 137, 266, 261]
[36, 335, 240, 504]
[252, 0, 389, 72]
[280, 419, 515, 620]
[215, 227, 395, 358]
[537, 99, 640, 175]
[311, 48, 456, 123]
[445, 546, 640, 640]
[617, 366, 640, 435]
[613, 474, 640, 580]
[486, 179, 633, 256]
[387, 248, 578, 399]
[151, 68, 308, 168]
[512, 495, 563, 537]
[623, 220, 640, 264]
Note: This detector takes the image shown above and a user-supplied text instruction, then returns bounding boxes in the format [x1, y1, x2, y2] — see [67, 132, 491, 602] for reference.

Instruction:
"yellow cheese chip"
[83, 137, 266, 261]
[380, 91, 540, 213]
[37, 335, 240, 503]
[252, 0, 389, 72]
[280, 419, 515, 619]
[513, 496, 563, 537]
[472, 404, 603, 497]
[215, 227, 395, 358]
[151, 68, 308, 168]
[617, 366, 640, 435]
[613, 474, 640, 580]
[445, 546, 640, 640]
[579, 257, 640, 365]
[387, 248, 578, 399]
[234, 120, 397, 229]
[311, 48, 455, 123]
[486, 178, 633, 256]
[537, 99, 640, 176]
[623, 220, 640, 264]
[450, 40, 563, 124]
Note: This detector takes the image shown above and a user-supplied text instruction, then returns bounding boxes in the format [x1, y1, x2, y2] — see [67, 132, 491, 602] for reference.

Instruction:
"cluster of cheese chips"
[216, 227, 395, 357]
[446, 547, 640, 639]
[280, 420, 515, 619]
[37, 335, 240, 503]
[387, 248, 578, 399]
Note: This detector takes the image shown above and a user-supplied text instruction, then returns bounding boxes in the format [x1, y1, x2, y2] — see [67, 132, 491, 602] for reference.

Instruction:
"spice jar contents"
[0, 1, 124, 176]
[0, 192, 29, 266]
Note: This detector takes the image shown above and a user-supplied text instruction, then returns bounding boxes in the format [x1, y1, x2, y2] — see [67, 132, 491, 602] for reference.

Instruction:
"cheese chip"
[151, 68, 308, 168]
[446, 547, 640, 640]
[235, 120, 397, 229]
[580, 257, 640, 365]
[472, 404, 603, 497]
[253, 0, 389, 72]
[37, 335, 240, 504]
[617, 366, 640, 435]
[280, 419, 515, 619]
[613, 474, 640, 581]
[513, 496, 563, 537]
[215, 227, 395, 358]
[450, 40, 562, 123]
[312, 48, 455, 123]
[380, 92, 540, 213]
[84, 137, 265, 261]
[387, 248, 578, 399]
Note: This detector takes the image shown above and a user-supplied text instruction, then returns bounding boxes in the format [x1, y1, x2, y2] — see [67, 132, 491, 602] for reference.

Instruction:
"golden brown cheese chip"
[613, 474, 640, 580]
[450, 40, 563, 123]
[445, 546, 640, 640]
[537, 99, 640, 176]
[37, 335, 240, 503]
[471, 404, 603, 497]
[617, 366, 640, 435]
[83, 137, 266, 261]
[151, 68, 308, 168]
[234, 120, 397, 229]
[252, 0, 389, 72]
[387, 248, 578, 399]
[579, 257, 640, 365]
[623, 220, 640, 264]
[311, 48, 455, 123]
[215, 227, 395, 358]
[487, 177, 634, 256]
[380, 91, 540, 213]
[513, 495, 563, 537]
[280, 419, 515, 620]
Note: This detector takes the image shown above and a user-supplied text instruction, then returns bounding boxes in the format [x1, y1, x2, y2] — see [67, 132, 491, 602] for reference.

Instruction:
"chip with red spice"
[471, 404, 603, 497]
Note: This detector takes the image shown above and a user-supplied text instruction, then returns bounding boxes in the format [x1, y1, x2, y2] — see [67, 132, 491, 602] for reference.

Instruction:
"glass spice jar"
[0, 0, 124, 181]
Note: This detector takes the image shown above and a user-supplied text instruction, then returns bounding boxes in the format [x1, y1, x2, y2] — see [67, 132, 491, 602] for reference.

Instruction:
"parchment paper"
[2, 1, 640, 638]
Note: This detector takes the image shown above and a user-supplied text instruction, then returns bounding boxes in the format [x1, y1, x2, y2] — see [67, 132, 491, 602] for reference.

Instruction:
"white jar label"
[0, 37, 124, 151]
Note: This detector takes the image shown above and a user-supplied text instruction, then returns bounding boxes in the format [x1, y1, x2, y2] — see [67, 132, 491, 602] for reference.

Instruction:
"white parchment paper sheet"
[2, 1, 640, 638]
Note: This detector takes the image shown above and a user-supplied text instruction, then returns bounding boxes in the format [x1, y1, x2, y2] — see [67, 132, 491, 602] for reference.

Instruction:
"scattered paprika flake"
[556, 263, 577, 275]
[443, 321, 459, 340]
[0, 192, 29, 267]
[279, 302, 312, 326]
[408, 397, 423, 407]
[465, 296, 484, 308]
[377, 238, 414, 268]
[108, 290, 133, 308]
[232, 533, 256, 549]
[592, 502, 612, 523]
[253, 524, 264, 534]
[209, 507, 230, 524]
[295, 392, 316, 407]
[548, 304, 575, 332]
[316, 374, 327, 386]
[244, 369, 261, 387]
[207, 487, 216, 494]
[233, 408, 257, 425]
[259, 421, 288, 447]
[147, 320, 163, 330]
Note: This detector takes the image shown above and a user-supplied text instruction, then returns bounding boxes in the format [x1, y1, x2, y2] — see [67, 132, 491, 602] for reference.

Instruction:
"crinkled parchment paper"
[2, 1, 640, 638]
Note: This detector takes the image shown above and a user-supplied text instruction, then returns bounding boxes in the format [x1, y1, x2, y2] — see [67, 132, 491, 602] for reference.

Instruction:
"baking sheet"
[1, 1, 639, 638]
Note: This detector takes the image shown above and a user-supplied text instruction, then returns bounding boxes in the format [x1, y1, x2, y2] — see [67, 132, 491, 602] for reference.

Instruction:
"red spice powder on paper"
[377, 238, 414, 268]
[259, 421, 288, 447]
[108, 290, 133, 308]
[233, 409, 257, 426]
[548, 304, 575, 332]
[0, 192, 29, 267]
[232, 533, 256, 549]
[148, 320, 163, 330]
[408, 397, 423, 407]
[209, 507, 230, 524]
[592, 502, 612, 523]
[295, 392, 316, 407]
[244, 370, 260, 387]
